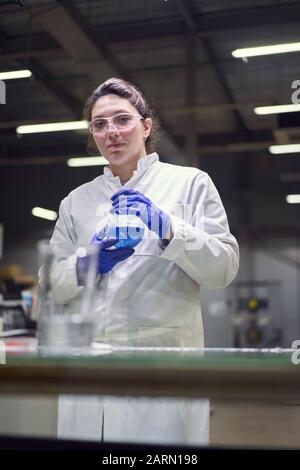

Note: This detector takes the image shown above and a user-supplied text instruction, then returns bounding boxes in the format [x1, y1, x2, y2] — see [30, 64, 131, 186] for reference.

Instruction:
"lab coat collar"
[103, 152, 159, 182]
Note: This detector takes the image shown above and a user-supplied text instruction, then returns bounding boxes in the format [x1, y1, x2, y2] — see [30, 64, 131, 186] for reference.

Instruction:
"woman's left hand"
[111, 189, 171, 239]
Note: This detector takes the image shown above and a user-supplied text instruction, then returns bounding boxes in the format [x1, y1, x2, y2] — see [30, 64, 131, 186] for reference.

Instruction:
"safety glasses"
[88, 112, 143, 136]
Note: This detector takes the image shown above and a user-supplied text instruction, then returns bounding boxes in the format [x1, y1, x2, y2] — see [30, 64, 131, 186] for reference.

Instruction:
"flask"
[105, 212, 144, 249]
[36, 241, 98, 356]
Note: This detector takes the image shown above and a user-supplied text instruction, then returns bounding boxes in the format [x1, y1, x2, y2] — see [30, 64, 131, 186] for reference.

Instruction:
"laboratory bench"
[0, 341, 300, 448]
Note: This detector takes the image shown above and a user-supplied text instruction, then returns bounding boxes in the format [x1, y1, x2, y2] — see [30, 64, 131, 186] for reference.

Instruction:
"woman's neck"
[109, 163, 136, 184]
[109, 152, 147, 183]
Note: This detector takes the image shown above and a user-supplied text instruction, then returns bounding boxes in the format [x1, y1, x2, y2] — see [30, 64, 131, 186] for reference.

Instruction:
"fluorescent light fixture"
[16, 120, 88, 134]
[32, 207, 57, 221]
[0, 69, 32, 80]
[232, 42, 300, 58]
[269, 144, 300, 154]
[254, 104, 300, 115]
[67, 156, 109, 167]
[286, 194, 300, 204]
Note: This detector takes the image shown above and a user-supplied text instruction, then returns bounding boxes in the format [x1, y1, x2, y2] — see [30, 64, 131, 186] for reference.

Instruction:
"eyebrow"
[92, 109, 131, 118]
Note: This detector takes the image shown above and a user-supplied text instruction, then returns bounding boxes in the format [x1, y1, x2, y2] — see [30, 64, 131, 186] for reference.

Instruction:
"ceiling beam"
[68, 3, 300, 42]
[0, 47, 64, 61]
[0, 33, 63, 61]
[0, 19, 83, 119]
[1, 2, 300, 57]
[3, 1, 300, 60]
[19, 57, 83, 118]
[175, 0, 195, 30]
[201, 36, 248, 137]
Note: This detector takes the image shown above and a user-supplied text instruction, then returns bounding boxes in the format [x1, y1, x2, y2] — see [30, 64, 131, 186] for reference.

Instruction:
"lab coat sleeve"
[38, 196, 83, 304]
[160, 173, 239, 288]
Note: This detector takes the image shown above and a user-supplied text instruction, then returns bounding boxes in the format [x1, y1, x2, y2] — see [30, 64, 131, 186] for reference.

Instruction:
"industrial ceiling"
[1, 0, 300, 240]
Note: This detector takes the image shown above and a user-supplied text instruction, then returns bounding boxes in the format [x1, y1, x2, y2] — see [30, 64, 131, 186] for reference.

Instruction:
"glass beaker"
[36, 241, 99, 356]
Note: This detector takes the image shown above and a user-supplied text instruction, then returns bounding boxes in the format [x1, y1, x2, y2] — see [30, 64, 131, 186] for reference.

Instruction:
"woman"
[43, 77, 239, 445]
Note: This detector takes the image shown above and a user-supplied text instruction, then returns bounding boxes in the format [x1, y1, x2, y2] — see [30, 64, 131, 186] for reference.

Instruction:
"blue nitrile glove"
[111, 189, 171, 239]
[91, 235, 135, 274]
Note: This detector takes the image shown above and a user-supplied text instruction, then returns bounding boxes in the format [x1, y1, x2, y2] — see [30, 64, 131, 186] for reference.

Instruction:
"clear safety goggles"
[88, 112, 143, 135]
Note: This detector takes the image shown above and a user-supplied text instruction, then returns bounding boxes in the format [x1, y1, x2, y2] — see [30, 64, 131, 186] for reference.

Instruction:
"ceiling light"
[17, 121, 88, 134]
[67, 156, 109, 167]
[232, 42, 300, 58]
[269, 144, 300, 154]
[286, 194, 300, 204]
[254, 104, 300, 115]
[0, 69, 32, 80]
[32, 207, 57, 221]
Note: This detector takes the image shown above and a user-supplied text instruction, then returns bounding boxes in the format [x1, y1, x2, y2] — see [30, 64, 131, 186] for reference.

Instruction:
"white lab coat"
[41, 152, 239, 445]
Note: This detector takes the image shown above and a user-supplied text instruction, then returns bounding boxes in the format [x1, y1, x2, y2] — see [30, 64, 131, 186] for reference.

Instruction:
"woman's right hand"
[91, 235, 135, 274]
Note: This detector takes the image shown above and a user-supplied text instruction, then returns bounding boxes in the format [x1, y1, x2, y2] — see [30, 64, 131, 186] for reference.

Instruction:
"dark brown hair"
[83, 77, 160, 154]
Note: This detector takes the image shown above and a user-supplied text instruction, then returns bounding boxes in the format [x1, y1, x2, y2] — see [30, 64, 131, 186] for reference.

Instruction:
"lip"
[107, 143, 125, 149]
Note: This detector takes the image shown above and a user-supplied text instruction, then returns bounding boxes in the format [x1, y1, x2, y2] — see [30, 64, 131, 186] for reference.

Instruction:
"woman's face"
[91, 94, 152, 169]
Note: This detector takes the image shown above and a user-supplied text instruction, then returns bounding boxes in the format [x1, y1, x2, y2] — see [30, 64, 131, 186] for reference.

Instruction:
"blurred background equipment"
[233, 281, 282, 348]
[0, 224, 3, 260]
[0, 264, 36, 336]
